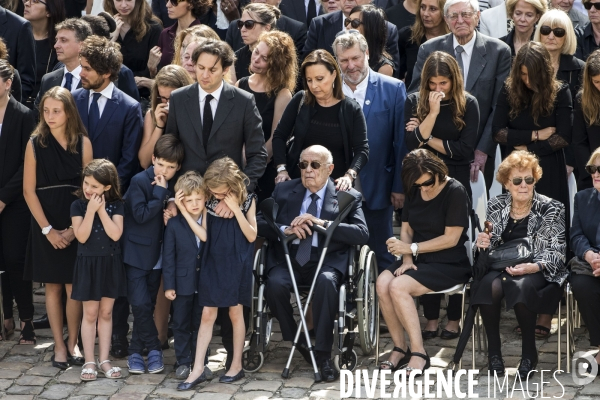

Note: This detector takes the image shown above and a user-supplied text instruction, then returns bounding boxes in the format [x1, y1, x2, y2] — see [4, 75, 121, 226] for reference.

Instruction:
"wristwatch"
[345, 169, 357, 180]
[42, 225, 52, 235]
[410, 242, 419, 257]
[277, 165, 287, 173]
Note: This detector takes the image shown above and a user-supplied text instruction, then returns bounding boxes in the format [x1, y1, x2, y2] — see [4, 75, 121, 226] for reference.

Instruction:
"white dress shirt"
[281, 182, 328, 247]
[198, 81, 224, 125]
[453, 32, 477, 88]
[342, 69, 370, 108]
[60, 65, 82, 92]
[88, 81, 115, 117]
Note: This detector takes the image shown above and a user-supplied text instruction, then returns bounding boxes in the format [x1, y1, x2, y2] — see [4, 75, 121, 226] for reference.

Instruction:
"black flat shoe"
[67, 351, 85, 366]
[488, 355, 505, 377]
[421, 329, 438, 340]
[517, 356, 538, 380]
[51, 354, 70, 370]
[440, 328, 461, 340]
[33, 314, 51, 330]
[177, 369, 208, 391]
[219, 370, 245, 383]
[319, 359, 339, 382]
[379, 346, 411, 371]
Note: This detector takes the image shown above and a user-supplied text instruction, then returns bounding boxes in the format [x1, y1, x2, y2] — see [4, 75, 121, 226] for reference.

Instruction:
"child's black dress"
[70, 199, 127, 301]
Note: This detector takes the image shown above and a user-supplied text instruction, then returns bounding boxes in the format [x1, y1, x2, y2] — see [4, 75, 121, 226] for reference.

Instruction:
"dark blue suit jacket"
[358, 70, 407, 209]
[163, 214, 202, 296]
[0, 7, 35, 99]
[122, 167, 170, 270]
[73, 85, 143, 190]
[571, 188, 600, 259]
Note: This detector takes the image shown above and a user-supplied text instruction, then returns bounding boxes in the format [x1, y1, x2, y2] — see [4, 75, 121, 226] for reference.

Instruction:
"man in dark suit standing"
[258, 145, 369, 382]
[0, 5, 35, 100]
[304, 0, 399, 71]
[73, 36, 143, 358]
[408, 0, 511, 192]
[334, 31, 406, 273]
[280, 0, 324, 25]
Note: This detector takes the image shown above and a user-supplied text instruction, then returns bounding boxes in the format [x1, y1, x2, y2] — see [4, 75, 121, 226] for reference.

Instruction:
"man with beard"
[333, 31, 406, 273]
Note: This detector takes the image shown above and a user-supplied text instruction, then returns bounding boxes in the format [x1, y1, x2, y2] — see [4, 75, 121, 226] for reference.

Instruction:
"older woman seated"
[569, 147, 600, 371]
[473, 150, 567, 379]
[376, 149, 471, 374]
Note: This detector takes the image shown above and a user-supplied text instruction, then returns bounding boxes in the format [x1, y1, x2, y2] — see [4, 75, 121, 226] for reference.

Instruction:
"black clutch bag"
[487, 237, 533, 271]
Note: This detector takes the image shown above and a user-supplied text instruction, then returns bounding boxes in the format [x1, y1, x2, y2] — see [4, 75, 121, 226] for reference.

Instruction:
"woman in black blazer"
[272, 49, 368, 192]
[0, 59, 37, 342]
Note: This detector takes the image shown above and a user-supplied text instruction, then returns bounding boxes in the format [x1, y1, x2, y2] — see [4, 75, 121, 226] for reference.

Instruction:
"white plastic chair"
[489, 146, 503, 199]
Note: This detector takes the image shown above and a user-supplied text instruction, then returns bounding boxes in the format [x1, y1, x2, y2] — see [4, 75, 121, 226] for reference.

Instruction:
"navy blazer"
[122, 167, 170, 270]
[73, 85, 143, 191]
[0, 7, 35, 99]
[257, 178, 369, 275]
[571, 188, 600, 259]
[358, 71, 407, 209]
[162, 214, 202, 296]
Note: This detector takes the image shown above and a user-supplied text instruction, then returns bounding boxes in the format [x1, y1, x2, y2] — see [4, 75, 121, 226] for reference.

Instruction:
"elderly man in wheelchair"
[256, 145, 369, 382]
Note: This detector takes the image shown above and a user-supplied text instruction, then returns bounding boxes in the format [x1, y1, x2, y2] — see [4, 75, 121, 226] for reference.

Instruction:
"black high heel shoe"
[404, 352, 430, 377]
[379, 346, 411, 371]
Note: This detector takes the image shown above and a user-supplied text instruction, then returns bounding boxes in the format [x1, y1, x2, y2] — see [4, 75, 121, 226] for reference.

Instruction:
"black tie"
[307, 0, 317, 27]
[88, 92, 101, 140]
[295, 193, 319, 266]
[64, 72, 73, 91]
[202, 94, 214, 151]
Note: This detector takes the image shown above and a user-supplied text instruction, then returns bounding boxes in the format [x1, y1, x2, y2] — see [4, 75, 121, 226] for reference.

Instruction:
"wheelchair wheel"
[357, 246, 379, 355]
[242, 346, 264, 373]
[249, 248, 262, 334]
[334, 349, 358, 372]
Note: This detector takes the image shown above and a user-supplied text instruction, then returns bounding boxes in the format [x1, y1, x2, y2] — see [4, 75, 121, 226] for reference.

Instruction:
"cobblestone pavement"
[0, 287, 598, 400]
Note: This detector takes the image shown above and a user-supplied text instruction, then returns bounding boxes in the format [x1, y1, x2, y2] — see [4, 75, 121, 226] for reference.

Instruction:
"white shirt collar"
[304, 181, 329, 202]
[90, 81, 115, 100]
[452, 31, 477, 56]
[342, 69, 370, 107]
[198, 81, 224, 103]
[64, 64, 82, 78]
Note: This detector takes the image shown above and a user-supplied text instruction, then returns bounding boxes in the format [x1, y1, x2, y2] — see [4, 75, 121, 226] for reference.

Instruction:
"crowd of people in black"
[1, 0, 600, 389]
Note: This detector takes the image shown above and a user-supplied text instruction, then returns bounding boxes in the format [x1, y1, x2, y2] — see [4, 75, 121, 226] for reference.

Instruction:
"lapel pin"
[365, 100, 371, 105]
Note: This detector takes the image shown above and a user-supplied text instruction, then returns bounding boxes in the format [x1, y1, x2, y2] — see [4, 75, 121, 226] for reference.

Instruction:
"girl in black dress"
[404, 50, 478, 340]
[71, 159, 126, 381]
[236, 30, 296, 202]
[23, 87, 92, 369]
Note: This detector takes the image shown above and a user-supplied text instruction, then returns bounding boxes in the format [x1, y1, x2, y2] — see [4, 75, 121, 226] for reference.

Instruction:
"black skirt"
[71, 254, 127, 301]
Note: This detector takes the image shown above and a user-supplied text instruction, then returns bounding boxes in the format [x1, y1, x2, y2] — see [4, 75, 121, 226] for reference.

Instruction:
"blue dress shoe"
[177, 369, 208, 391]
[219, 370, 245, 383]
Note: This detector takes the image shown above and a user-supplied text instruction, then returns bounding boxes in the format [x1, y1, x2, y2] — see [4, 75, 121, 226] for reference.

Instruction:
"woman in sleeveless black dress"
[23, 87, 92, 369]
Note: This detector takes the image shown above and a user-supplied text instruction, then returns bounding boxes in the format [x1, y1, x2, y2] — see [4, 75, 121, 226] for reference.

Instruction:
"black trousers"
[112, 296, 130, 338]
[126, 265, 162, 355]
[265, 248, 342, 358]
[571, 273, 600, 347]
[172, 293, 202, 366]
[421, 293, 463, 321]
[1, 270, 34, 321]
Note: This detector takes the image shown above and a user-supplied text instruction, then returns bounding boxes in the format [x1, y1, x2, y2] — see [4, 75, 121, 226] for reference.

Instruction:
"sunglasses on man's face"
[237, 19, 266, 30]
[298, 160, 328, 170]
[413, 177, 435, 188]
[584, 2, 600, 10]
[585, 165, 600, 175]
[539, 25, 566, 37]
[511, 176, 535, 185]
[344, 18, 363, 29]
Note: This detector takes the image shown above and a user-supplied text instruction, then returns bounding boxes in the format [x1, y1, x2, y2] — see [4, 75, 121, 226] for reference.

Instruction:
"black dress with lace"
[491, 84, 572, 219]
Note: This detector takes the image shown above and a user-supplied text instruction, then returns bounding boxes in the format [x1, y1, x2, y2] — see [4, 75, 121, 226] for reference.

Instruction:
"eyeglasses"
[237, 20, 267, 30]
[413, 177, 435, 188]
[539, 25, 566, 38]
[445, 11, 475, 21]
[158, 95, 170, 102]
[298, 160, 328, 170]
[584, 2, 600, 10]
[22, 0, 47, 5]
[344, 18, 363, 29]
[585, 165, 600, 175]
[511, 176, 535, 185]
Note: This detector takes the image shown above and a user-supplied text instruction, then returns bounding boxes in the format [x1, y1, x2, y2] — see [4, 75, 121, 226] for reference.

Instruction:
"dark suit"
[304, 11, 399, 71]
[408, 32, 511, 189]
[162, 213, 203, 366]
[33, 68, 83, 117]
[279, 0, 323, 24]
[0, 97, 36, 320]
[225, 15, 307, 56]
[0, 6, 35, 100]
[257, 178, 368, 355]
[165, 81, 267, 191]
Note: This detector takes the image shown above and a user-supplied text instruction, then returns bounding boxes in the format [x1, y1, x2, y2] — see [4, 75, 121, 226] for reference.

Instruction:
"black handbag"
[487, 237, 533, 271]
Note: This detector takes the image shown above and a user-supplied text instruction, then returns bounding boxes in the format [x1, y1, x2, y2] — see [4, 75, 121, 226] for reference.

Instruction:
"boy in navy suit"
[122, 134, 184, 375]
[162, 171, 210, 380]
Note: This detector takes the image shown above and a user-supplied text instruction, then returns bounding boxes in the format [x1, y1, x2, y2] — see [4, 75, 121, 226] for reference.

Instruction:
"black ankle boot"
[488, 355, 505, 377]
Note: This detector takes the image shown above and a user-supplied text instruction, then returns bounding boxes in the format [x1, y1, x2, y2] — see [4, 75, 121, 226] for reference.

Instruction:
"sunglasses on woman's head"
[413, 177, 435, 188]
[585, 165, 600, 175]
[584, 2, 600, 10]
[237, 19, 266, 30]
[344, 18, 363, 29]
[539, 26, 566, 38]
[298, 160, 327, 170]
[511, 176, 535, 185]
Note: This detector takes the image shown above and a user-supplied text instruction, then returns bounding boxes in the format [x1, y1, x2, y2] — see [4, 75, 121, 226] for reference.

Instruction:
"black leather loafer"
[517, 356, 538, 380]
[440, 328, 461, 340]
[219, 370, 245, 383]
[67, 351, 85, 366]
[177, 369, 208, 391]
[421, 329, 439, 340]
[51, 355, 70, 370]
[319, 359, 339, 382]
[488, 355, 505, 377]
[110, 334, 129, 358]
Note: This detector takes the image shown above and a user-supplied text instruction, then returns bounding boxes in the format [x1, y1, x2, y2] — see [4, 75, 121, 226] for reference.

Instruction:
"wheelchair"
[241, 194, 379, 377]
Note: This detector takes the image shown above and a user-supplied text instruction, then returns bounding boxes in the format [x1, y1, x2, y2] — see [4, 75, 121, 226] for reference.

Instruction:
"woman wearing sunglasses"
[472, 150, 567, 379]
[569, 148, 600, 374]
[398, 0, 449, 85]
[499, 0, 546, 57]
[376, 149, 471, 373]
[404, 50, 478, 341]
[573, 50, 600, 190]
[233, 3, 279, 82]
[346, 4, 395, 77]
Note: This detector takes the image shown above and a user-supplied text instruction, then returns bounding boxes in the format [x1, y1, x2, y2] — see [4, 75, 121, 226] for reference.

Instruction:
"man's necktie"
[63, 72, 73, 91]
[202, 94, 214, 151]
[307, 0, 317, 27]
[455, 45, 465, 75]
[88, 92, 101, 139]
[295, 193, 319, 266]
